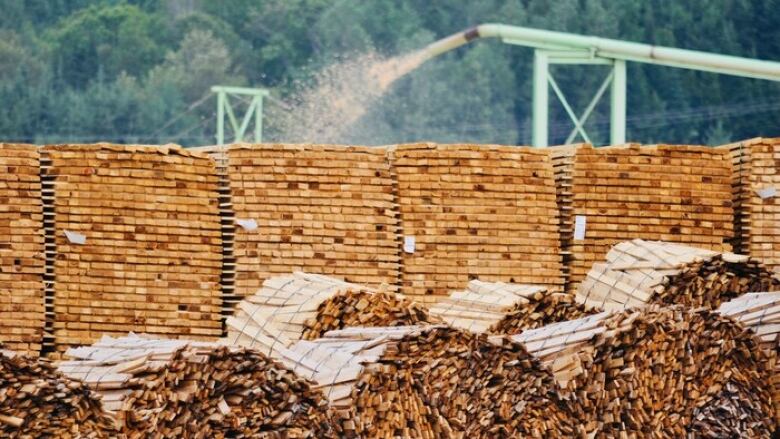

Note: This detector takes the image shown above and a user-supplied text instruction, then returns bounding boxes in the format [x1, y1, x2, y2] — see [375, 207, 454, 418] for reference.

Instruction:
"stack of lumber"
[0, 348, 110, 437]
[58, 334, 334, 438]
[0, 144, 44, 355]
[511, 305, 776, 437]
[550, 143, 733, 293]
[284, 325, 580, 438]
[577, 239, 780, 311]
[392, 143, 563, 302]
[428, 279, 597, 334]
[225, 272, 436, 350]
[723, 137, 780, 271]
[224, 144, 401, 301]
[43, 144, 223, 356]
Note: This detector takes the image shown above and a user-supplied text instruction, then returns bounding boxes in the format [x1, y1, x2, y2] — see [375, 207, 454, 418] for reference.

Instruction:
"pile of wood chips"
[283, 325, 580, 438]
[0, 144, 44, 355]
[511, 305, 776, 437]
[222, 144, 401, 300]
[577, 239, 780, 311]
[551, 143, 733, 293]
[58, 334, 334, 438]
[392, 143, 564, 302]
[43, 144, 223, 356]
[428, 280, 596, 334]
[0, 348, 110, 437]
[724, 137, 780, 271]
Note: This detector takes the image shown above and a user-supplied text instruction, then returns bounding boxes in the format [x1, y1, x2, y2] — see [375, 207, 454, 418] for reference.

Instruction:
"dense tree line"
[0, 0, 778, 146]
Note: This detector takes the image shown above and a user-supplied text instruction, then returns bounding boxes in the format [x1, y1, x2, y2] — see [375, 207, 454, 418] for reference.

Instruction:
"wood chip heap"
[58, 334, 334, 438]
[577, 239, 780, 312]
[0, 144, 44, 355]
[43, 144, 223, 356]
[724, 137, 780, 271]
[283, 325, 580, 438]
[225, 272, 436, 351]
[511, 305, 776, 437]
[224, 144, 401, 302]
[0, 348, 110, 437]
[550, 143, 733, 293]
[392, 143, 563, 302]
[428, 279, 596, 334]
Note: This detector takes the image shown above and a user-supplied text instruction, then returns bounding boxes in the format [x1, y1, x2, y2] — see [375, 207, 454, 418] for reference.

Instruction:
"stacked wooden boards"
[282, 325, 580, 438]
[223, 144, 401, 301]
[550, 143, 733, 293]
[511, 305, 776, 437]
[428, 279, 596, 334]
[723, 137, 780, 271]
[392, 143, 563, 302]
[58, 334, 333, 438]
[225, 272, 436, 350]
[43, 144, 222, 356]
[577, 239, 780, 311]
[0, 144, 44, 355]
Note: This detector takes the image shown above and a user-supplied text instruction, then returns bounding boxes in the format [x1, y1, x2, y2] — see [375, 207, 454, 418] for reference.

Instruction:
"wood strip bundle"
[392, 143, 563, 302]
[58, 334, 334, 438]
[225, 272, 436, 351]
[511, 305, 776, 437]
[550, 143, 734, 293]
[577, 239, 780, 311]
[283, 325, 580, 438]
[428, 279, 596, 334]
[44, 144, 223, 355]
[222, 144, 401, 300]
[0, 144, 44, 355]
[0, 348, 111, 437]
[723, 137, 780, 271]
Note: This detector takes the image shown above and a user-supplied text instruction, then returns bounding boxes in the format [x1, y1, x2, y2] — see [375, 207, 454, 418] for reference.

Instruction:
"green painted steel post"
[533, 50, 549, 147]
[255, 97, 263, 143]
[216, 90, 225, 145]
[610, 60, 627, 145]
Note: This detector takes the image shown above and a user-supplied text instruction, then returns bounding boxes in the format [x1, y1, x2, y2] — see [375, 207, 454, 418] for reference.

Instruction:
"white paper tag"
[236, 218, 258, 231]
[64, 230, 86, 245]
[403, 236, 416, 254]
[756, 186, 777, 199]
[573, 215, 586, 241]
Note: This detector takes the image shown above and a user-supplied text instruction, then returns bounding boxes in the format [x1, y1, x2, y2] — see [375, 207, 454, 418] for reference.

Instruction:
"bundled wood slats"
[44, 144, 223, 355]
[392, 143, 563, 302]
[0, 144, 44, 355]
[551, 143, 733, 293]
[577, 239, 780, 311]
[58, 334, 334, 438]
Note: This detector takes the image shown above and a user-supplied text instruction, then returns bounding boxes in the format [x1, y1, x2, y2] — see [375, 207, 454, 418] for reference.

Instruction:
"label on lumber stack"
[0, 144, 44, 355]
[721, 137, 780, 271]
[551, 143, 733, 293]
[393, 143, 564, 302]
[224, 144, 401, 299]
[45, 144, 222, 355]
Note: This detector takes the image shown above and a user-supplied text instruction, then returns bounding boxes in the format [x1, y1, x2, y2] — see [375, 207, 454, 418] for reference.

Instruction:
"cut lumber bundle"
[550, 143, 734, 293]
[511, 305, 776, 437]
[0, 348, 111, 437]
[43, 144, 223, 356]
[220, 144, 401, 302]
[0, 144, 44, 355]
[58, 334, 334, 438]
[577, 239, 780, 311]
[225, 272, 437, 350]
[428, 279, 597, 334]
[283, 325, 580, 438]
[723, 137, 780, 271]
[392, 143, 563, 302]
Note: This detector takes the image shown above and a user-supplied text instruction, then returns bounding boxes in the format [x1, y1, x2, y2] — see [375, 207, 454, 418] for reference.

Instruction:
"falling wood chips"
[58, 334, 334, 438]
[428, 279, 597, 334]
[577, 239, 780, 311]
[0, 348, 111, 438]
[282, 325, 581, 438]
[510, 305, 776, 437]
